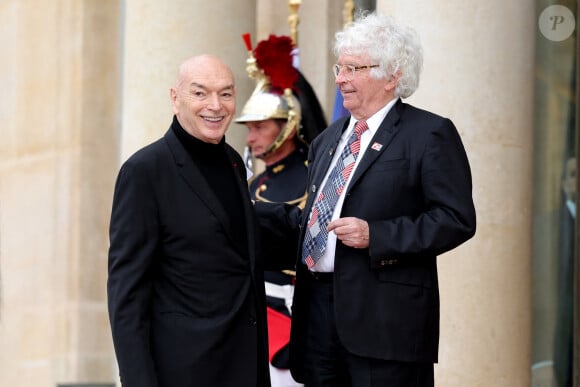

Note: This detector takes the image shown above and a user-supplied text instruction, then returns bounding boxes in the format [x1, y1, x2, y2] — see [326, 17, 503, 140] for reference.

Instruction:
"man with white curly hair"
[255, 11, 476, 387]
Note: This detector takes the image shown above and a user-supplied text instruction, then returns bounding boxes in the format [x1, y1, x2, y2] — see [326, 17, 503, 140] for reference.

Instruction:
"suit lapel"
[312, 118, 349, 186]
[302, 118, 349, 220]
[164, 129, 233, 234]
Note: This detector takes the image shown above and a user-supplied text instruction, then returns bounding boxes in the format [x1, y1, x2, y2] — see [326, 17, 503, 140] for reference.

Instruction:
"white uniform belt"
[265, 281, 295, 314]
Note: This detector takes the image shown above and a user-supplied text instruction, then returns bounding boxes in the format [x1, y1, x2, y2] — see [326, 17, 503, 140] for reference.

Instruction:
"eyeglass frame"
[332, 64, 380, 79]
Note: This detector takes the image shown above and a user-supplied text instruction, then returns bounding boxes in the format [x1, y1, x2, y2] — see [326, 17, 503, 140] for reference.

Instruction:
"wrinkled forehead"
[337, 52, 372, 64]
[177, 57, 235, 89]
[185, 77, 235, 92]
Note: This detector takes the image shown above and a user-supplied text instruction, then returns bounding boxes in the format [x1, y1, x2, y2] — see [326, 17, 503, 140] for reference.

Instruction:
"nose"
[207, 93, 221, 110]
[335, 70, 348, 84]
[246, 128, 257, 144]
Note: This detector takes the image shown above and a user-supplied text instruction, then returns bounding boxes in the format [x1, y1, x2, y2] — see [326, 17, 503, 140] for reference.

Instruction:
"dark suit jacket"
[107, 126, 270, 387]
[263, 99, 476, 382]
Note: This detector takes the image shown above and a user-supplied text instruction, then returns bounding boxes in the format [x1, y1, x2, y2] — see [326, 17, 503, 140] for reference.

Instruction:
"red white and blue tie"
[302, 120, 368, 268]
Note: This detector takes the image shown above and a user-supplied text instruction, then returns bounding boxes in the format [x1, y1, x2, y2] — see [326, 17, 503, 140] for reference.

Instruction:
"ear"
[170, 87, 178, 114]
[385, 71, 402, 93]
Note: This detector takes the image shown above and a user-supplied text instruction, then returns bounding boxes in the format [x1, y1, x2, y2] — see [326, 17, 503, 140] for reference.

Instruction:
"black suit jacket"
[107, 126, 270, 387]
[260, 99, 476, 382]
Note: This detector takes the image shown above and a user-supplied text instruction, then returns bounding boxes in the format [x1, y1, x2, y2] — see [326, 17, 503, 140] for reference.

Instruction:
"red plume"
[241, 33, 253, 52]
[254, 35, 298, 94]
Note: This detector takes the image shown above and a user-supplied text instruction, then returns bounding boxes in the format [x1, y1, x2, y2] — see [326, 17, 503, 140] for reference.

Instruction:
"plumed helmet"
[235, 34, 302, 158]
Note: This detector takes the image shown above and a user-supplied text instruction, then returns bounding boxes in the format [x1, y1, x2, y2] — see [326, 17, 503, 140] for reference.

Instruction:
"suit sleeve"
[254, 201, 302, 270]
[368, 118, 476, 264]
[107, 160, 159, 387]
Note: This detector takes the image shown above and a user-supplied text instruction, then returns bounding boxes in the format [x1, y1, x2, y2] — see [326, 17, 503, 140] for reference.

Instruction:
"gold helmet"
[235, 34, 302, 159]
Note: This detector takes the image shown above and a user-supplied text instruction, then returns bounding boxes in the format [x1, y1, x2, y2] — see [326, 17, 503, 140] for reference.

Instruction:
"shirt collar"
[348, 97, 399, 135]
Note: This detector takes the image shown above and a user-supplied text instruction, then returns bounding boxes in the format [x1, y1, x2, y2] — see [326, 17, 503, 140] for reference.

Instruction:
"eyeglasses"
[332, 64, 379, 79]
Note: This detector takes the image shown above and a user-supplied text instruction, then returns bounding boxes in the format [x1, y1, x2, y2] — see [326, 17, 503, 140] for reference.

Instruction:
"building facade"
[0, 0, 577, 386]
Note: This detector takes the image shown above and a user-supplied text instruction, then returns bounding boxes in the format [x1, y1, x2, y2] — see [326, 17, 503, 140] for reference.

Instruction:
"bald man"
[108, 55, 271, 387]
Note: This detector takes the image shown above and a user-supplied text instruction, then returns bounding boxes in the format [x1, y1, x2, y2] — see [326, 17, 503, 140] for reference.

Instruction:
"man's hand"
[327, 217, 369, 249]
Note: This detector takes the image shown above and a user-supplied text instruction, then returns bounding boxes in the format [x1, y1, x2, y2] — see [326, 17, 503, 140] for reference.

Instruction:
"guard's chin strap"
[243, 146, 253, 171]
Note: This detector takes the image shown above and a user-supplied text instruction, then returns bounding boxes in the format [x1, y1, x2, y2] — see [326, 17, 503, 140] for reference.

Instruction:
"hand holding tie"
[327, 217, 370, 249]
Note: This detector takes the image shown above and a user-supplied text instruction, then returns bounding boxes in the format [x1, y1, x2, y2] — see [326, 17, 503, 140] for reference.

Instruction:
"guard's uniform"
[250, 150, 308, 208]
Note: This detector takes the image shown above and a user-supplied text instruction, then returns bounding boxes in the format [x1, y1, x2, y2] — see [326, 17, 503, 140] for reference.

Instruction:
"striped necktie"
[302, 120, 368, 268]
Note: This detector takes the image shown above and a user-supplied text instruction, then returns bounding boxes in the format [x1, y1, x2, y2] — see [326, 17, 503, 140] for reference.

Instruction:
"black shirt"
[171, 116, 248, 257]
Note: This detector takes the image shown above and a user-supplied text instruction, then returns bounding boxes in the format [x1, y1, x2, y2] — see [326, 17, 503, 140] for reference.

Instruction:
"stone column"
[121, 0, 257, 161]
[255, 0, 341, 122]
[0, 0, 122, 386]
[376, 1, 534, 386]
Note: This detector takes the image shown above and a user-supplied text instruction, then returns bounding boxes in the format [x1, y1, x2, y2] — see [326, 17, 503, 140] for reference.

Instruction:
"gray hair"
[334, 12, 423, 98]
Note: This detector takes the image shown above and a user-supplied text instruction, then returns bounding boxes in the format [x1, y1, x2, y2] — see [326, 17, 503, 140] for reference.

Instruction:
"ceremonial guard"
[235, 34, 327, 387]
